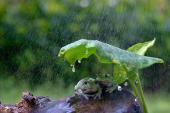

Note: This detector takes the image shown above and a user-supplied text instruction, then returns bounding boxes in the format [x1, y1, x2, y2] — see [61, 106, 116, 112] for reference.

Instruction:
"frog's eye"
[104, 74, 107, 77]
[105, 74, 110, 78]
[95, 81, 98, 84]
[84, 81, 88, 85]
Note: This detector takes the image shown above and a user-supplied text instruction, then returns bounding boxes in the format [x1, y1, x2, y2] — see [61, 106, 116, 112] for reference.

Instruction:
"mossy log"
[0, 90, 141, 113]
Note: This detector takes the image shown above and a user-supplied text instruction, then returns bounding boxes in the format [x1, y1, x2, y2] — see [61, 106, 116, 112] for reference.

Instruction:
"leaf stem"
[136, 74, 149, 113]
[129, 74, 149, 113]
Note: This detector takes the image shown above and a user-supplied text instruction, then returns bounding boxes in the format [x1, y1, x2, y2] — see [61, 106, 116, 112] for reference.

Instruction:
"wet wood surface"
[0, 90, 141, 113]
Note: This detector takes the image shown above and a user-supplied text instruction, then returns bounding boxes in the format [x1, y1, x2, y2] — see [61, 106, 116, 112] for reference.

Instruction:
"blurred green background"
[0, 0, 170, 113]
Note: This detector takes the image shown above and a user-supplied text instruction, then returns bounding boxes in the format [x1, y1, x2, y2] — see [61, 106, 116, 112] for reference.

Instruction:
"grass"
[146, 93, 170, 113]
[0, 77, 170, 113]
[0, 77, 74, 104]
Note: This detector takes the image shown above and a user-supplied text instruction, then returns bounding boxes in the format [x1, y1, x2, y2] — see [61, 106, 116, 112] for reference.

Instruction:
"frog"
[74, 77, 102, 100]
[96, 74, 118, 93]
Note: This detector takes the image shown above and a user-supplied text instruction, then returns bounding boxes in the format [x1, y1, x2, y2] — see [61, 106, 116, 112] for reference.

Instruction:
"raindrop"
[5, 106, 9, 109]
[108, 0, 118, 7]
[78, 60, 81, 63]
[105, 74, 110, 78]
[71, 64, 75, 72]
[80, 0, 90, 8]
[135, 80, 138, 84]
[124, 82, 128, 86]
[106, 74, 110, 76]
[117, 86, 122, 91]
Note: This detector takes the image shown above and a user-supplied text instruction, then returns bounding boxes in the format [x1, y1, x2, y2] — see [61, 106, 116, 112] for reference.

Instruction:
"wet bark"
[0, 89, 141, 113]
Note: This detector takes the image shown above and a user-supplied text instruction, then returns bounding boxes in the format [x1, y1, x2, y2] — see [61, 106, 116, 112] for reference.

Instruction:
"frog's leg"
[81, 93, 89, 100]
[106, 85, 117, 93]
[76, 89, 89, 100]
[94, 88, 102, 99]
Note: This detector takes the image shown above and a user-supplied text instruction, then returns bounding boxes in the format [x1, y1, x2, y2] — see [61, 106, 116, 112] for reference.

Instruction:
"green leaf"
[114, 38, 161, 84]
[127, 38, 155, 55]
[58, 39, 163, 69]
[114, 64, 127, 84]
[58, 39, 96, 64]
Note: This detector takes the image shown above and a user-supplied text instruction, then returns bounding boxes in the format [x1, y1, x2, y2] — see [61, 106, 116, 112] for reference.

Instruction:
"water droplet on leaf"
[78, 60, 81, 63]
[71, 64, 75, 72]
[135, 80, 138, 84]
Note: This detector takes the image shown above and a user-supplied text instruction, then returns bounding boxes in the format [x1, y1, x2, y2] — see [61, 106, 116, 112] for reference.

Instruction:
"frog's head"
[96, 74, 115, 87]
[75, 78, 99, 95]
[96, 74, 112, 82]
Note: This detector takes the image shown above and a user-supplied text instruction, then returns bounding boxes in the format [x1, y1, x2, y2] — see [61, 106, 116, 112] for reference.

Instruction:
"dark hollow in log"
[0, 90, 141, 113]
